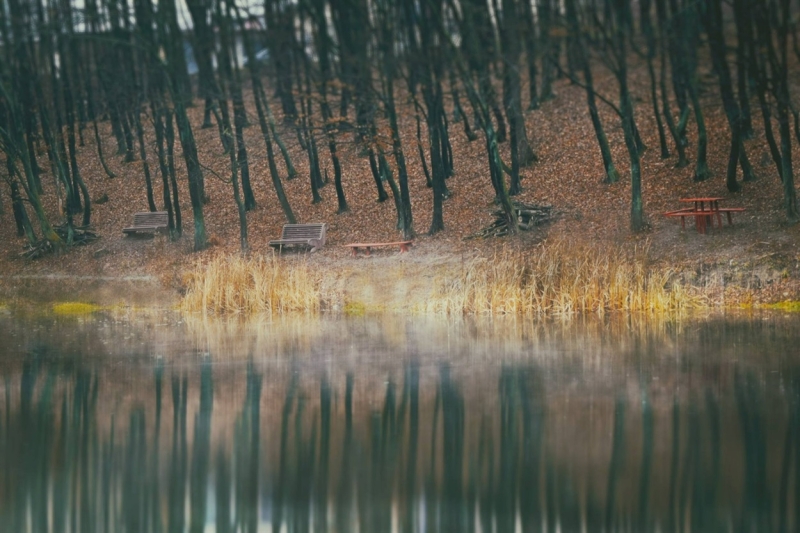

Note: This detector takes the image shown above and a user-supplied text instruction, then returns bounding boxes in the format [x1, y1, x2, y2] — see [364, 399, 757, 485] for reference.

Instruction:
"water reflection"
[1, 314, 799, 532]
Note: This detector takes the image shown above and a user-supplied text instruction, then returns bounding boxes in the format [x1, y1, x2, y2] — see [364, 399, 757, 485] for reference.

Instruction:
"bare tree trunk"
[236, 3, 297, 223]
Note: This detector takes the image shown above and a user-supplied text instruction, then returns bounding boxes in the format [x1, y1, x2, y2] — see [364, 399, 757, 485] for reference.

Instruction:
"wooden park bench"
[715, 207, 746, 225]
[344, 241, 414, 257]
[269, 223, 328, 252]
[123, 211, 169, 236]
[664, 209, 715, 233]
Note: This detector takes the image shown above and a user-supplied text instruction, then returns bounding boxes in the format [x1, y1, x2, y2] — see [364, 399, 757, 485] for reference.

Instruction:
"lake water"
[1, 312, 798, 532]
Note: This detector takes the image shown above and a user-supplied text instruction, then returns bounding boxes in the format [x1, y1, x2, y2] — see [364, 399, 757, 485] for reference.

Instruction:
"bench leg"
[694, 214, 705, 234]
[365, 247, 371, 256]
[726, 212, 733, 225]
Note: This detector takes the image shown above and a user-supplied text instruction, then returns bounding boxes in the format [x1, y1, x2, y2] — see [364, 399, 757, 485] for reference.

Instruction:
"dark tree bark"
[165, 111, 183, 236]
[152, 103, 176, 235]
[415, 111, 432, 189]
[293, 26, 324, 205]
[607, 0, 644, 231]
[218, 0, 255, 212]
[330, 0, 374, 140]
[499, 0, 536, 197]
[415, 0, 448, 234]
[733, 0, 754, 139]
[655, 0, 688, 167]
[522, 0, 539, 110]
[264, 0, 298, 120]
[216, 0, 248, 252]
[368, 149, 390, 203]
[9, 174, 35, 241]
[666, 0, 687, 106]
[640, 0, 670, 159]
[85, 40, 116, 179]
[0, 72, 59, 245]
[237, 6, 296, 223]
[450, 52, 517, 233]
[161, 0, 206, 250]
[376, 0, 414, 238]
[449, 67, 477, 141]
[705, 0, 753, 192]
[106, 0, 137, 162]
[751, 0, 791, 201]
[565, 0, 620, 183]
[134, 111, 158, 211]
[174, 102, 208, 251]
[185, 0, 220, 130]
[309, 0, 348, 214]
[671, 0, 708, 182]
[539, 0, 557, 101]
[459, 0, 507, 142]
[158, 0, 192, 103]
[758, 0, 798, 220]
[53, 3, 91, 227]
[671, 0, 711, 181]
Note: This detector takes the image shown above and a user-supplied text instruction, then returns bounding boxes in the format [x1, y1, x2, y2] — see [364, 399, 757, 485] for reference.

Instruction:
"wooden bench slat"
[344, 241, 414, 256]
[123, 211, 169, 236]
[664, 206, 744, 233]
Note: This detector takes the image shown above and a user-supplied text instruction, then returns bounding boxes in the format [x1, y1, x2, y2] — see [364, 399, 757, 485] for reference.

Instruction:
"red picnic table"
[664, 197, 745, 234]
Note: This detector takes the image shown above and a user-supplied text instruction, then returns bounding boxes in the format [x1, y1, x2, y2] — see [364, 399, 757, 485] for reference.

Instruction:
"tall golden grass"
[421, 240, 701, 317]
[180, 241, 701, 318]
[180, 254, 337, 315]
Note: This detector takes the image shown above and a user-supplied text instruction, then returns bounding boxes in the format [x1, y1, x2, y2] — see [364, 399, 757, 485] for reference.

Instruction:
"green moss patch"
[52, 302, 103, 315]
[761, 301, 800, 312]
[343, 301, 366, 317]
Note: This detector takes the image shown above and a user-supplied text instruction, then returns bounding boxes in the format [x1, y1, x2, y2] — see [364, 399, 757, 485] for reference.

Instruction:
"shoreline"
[2, 242, 798, 316]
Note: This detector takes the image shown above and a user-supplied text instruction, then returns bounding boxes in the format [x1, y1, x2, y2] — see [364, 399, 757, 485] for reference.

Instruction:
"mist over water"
[1, 312, 799, 532]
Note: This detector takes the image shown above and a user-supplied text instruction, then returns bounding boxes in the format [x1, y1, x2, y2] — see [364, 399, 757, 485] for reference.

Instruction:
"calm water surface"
[1, 312, 799, 532]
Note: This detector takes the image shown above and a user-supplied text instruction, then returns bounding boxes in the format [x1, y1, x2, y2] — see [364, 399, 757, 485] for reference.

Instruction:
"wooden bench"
[716, 207, 745, 225]
[664, 210, 717, 233]
[269, 223, 328, 252]
[344, 241, 413, 256]
[123, 211, 168, 235]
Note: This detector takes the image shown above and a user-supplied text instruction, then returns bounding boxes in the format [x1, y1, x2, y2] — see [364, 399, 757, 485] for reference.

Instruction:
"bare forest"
[0, 0, 798, 271]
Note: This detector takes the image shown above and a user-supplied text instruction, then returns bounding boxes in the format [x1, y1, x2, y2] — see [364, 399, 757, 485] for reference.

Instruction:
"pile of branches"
[467, 202, 554, 239]
[21, 225, 99, 260]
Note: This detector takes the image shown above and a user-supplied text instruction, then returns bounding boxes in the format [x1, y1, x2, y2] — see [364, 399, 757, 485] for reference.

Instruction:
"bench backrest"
[280, 223, 327, 241]
[132, 211, 169, 227]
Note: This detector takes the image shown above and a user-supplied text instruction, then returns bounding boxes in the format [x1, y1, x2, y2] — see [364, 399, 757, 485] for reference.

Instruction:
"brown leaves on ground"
[1, 56, 799, 306]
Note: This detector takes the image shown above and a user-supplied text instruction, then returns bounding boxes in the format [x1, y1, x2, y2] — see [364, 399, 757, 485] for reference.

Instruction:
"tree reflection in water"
[1, 355, 799, 532]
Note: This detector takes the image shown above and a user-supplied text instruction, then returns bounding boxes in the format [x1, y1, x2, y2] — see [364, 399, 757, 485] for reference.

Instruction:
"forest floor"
[1, 64, 799, 312]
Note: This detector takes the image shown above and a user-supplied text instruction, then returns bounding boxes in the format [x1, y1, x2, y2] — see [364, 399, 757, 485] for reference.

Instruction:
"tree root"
[20, 225, 99, 260]
[465, 202, 554, 239]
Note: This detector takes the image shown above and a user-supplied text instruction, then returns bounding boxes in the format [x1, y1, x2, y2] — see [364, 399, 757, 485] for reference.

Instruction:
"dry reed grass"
[421, 240, 702, 317]
[179, 253, 339, 315]
[180, 241, 702, 318]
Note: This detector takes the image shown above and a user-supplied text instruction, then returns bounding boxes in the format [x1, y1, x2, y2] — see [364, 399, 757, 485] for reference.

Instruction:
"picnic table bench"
[663, 198, 744, 234]
[344, 241, 414, 256]
[269, 223, 328, 252]
[123, 211, 169, 236]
